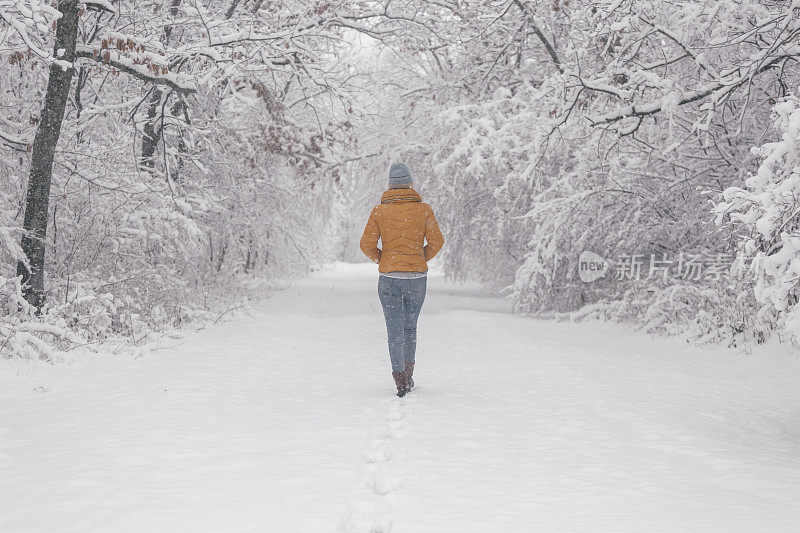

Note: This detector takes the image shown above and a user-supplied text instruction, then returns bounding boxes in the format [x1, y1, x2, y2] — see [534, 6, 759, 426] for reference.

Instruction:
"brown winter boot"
[392, 371, 407, 397]
[404, 361, 415, 391]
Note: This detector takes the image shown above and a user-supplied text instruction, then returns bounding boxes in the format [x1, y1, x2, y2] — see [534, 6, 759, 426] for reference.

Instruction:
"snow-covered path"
[3, 263, 800, 532]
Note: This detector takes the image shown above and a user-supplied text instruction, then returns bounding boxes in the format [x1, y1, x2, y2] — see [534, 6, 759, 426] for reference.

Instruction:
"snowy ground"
[3, 262, 800, 532]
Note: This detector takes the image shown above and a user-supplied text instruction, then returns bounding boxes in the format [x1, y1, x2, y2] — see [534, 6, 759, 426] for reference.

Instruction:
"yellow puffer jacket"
[360, 188, 444, 273]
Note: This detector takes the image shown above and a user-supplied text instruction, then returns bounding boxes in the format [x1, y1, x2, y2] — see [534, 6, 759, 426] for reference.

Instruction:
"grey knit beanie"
[388, 162, 413, 189]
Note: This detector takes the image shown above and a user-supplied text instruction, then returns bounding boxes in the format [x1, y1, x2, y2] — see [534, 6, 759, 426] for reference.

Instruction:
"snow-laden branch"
[0, 0, 62, 60]
[512, 0, 563, 74]
[75, 46, 196, 93]
[585, 37, 800, 126]
[0, 127, 27, 149]
[83, 0, 116, 14]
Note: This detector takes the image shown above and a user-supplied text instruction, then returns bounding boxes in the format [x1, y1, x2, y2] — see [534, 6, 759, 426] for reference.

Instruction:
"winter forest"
[5, 0, 800, 356]
[4, 1, 800, 531]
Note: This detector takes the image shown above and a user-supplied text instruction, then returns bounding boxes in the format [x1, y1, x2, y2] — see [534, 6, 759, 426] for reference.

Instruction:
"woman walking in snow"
[360, 163, 445, 397]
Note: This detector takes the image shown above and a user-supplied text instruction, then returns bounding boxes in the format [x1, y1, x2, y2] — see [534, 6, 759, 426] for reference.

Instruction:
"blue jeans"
[378, 276, 427, 372]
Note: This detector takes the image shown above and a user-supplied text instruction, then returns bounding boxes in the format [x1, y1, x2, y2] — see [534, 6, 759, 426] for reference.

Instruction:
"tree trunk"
[16, 0, 80, 309]
[140, 87, 163, 170]
[140, 0, 182, 170]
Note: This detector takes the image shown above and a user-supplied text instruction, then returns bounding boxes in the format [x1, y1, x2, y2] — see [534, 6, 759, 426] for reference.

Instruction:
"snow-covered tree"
[343, 0, 800, 345]
[0, 0, 395, 358]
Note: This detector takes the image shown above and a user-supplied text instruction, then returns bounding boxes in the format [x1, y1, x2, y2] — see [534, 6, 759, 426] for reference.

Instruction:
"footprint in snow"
[372, 467, 405, 495]
[364, 439, 392, 463]
[340, 501, 393, 533]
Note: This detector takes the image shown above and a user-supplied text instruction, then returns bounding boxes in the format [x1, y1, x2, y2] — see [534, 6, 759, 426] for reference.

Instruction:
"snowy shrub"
[571, 281, 771, 349]
[0, 275, 88, 361]
[715, 95, 800, 343]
